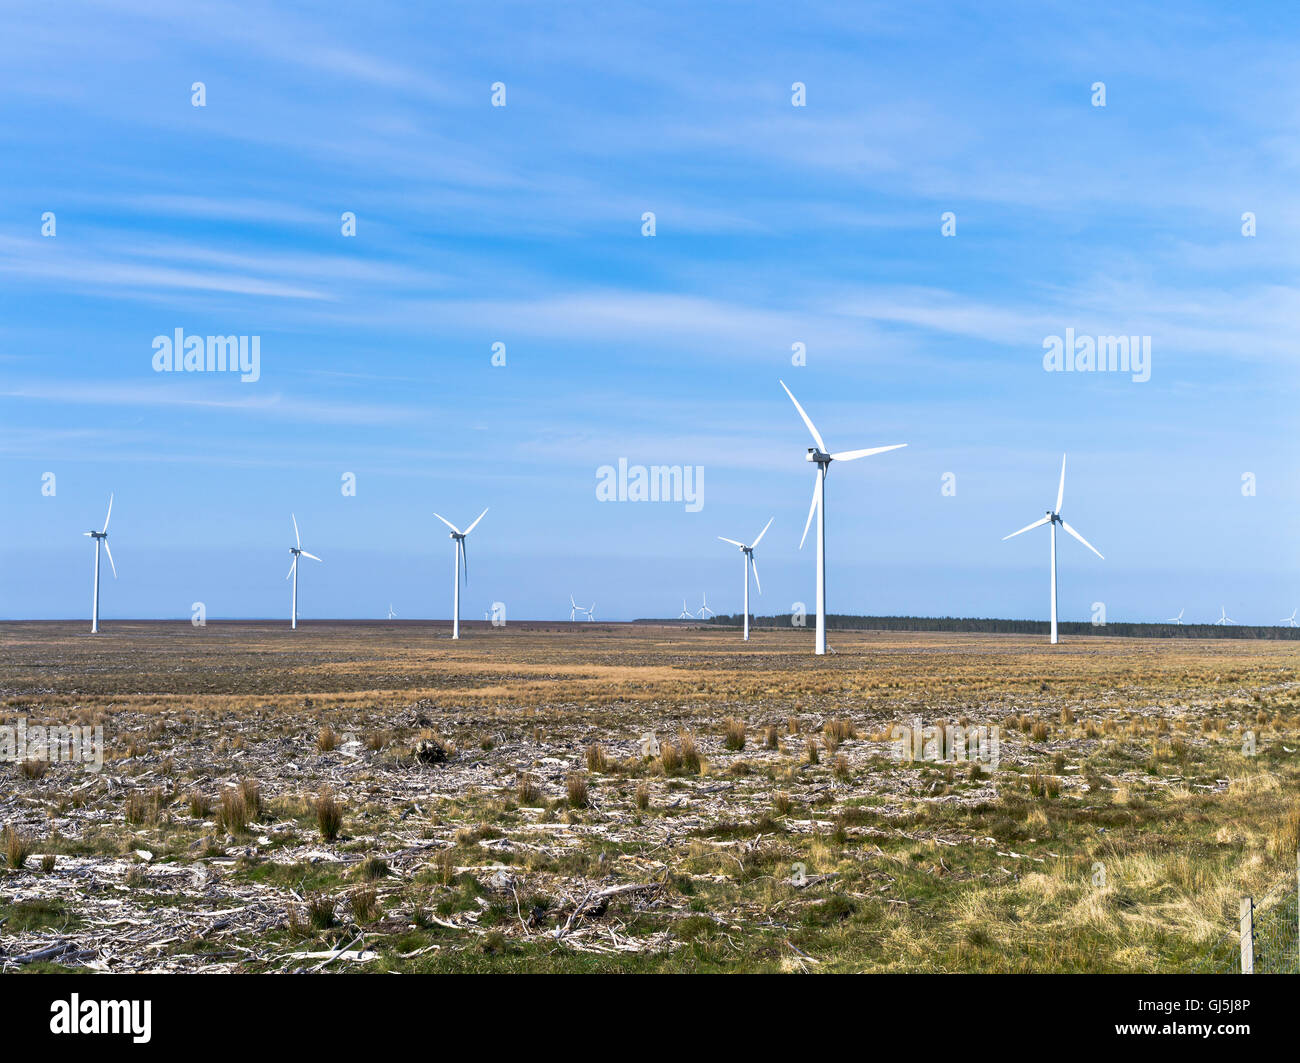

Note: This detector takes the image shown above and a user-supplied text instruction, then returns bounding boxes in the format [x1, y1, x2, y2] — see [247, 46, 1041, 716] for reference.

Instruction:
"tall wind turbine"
[1166, 608, 1184, 625]
[84, 494, 116, 634]
[1215, 606, 1234, 626]
[697, 593, 716, 620]
[718, 517, 773, 641]
[586, 602, 596, 622]
[570, 595, 591, 621]
[387, 604, 397, 620]
[286, 514, 322, 630]
[780, 380, 906, 655]
[677, 599, 692, 620]
[434, 508, 487, 639]
[1280, 609, 1297, 628]
[1002, 455, 1104, 645]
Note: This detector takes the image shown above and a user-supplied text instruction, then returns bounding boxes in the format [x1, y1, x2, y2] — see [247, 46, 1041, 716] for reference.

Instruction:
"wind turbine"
[387, 604, 397, 620]
[433, 508, 487, 639]
[780, 380, 906, 655]
[677, 599, 693, 620]
[1166, 608, 1184, 625]
[1001, 455, 1103, 645]
[586, 602, 596, 622]
[84, 494, 116, 634]
[286, 514, 322, 630]
[1215, 607, 1234, 626]
[569, 595, 590, 621]
[1280, 609, 1297, 628]
[718, 517, 773, 641]
[697, 593, 716, 620]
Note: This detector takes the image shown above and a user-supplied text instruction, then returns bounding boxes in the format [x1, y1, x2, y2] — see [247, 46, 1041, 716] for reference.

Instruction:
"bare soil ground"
[2, 620, 1298, 972]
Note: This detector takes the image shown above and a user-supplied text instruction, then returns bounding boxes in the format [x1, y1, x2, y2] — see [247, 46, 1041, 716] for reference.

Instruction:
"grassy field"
[2, 620, 1298, 973]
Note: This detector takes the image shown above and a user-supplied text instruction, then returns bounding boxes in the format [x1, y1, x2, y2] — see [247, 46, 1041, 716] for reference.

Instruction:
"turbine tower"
[286, 514, 322, 630]
[434, 508, 487, 639]
[1215, 607, 1234, 626]
[1281, 609, 1297, 628]
[718, 517, 773, 641]
[697, 593, 716, 620]
[1166, 608, 1184, 625]
[780, 380, 906, 655]
[1002, 455, 1104, 645]
[84, 494, 116, 634]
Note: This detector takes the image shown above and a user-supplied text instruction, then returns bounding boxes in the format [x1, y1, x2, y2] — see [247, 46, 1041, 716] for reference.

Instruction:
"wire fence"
[1189, 862, 1298, 974]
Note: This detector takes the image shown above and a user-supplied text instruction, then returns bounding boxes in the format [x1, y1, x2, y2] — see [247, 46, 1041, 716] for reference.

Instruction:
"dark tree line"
[636, 614, 1300, 641]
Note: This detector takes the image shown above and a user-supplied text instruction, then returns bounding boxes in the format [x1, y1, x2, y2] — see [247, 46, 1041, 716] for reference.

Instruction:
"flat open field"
[2, 621, 1298, 972]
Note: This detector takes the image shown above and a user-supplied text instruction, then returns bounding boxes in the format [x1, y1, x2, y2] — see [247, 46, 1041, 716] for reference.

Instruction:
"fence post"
[1240, 896, 1254, 974]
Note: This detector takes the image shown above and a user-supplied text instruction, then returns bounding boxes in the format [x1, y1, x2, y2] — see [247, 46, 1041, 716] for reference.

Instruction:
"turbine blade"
[779, 379, 826, 452]
[1061, 520, 1103, 560]
[799, 473, 820, 550]
[286, 556, 298, 580]
[463, 508, 489, 536]
[718, 536, 744, 547]
[460, 539, 468, 583]
[1002, 515, 1050, 541]
[433, 512, 461, 535]
[1056, 454, 1066, 514]
[751, 557, 761, 595]
[103, 540, 117, 579]
[750, 517, 773, 548]
[292, 513, 301, 548]
[301, 551, 323, 563]
[102, 493, 114, 534]
[829, 444, 907, 462]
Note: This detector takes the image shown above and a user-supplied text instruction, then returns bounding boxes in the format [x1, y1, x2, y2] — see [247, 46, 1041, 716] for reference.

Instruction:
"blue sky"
[1, 0, 1297, 624]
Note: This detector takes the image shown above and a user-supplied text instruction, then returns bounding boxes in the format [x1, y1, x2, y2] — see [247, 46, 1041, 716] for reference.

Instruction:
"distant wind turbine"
[570, 595, 591, 621]
[1002, 455, 1104, 645]
[434, 508, 488, 640]
[1166, 608, 1184, 625]
[586, 602, 596, 622]
[780, 380, 906, 655]
[286, 514, 322, 630]
[1281, 609, 1297, 628]
[677, 599, 692, 620]
[1215, 607, 1234, 626]
[718, 517, 773, 641]
[84, 494, 116, 634]
[387, 604, 397, 620]
[697, 593, 716, 620]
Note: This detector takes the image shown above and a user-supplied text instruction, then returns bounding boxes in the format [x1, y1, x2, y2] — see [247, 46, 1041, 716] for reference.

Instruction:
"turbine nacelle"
[806, 448, 831, 465]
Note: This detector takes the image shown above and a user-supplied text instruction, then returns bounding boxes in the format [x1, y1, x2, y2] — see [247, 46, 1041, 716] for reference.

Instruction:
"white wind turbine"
[677, 599, 693, 620]
[697, 593, 716, 620]
[718, 517, 773, 641]
[387, 604, 397, 620]
[1281, 609, 1298, 628]
[1002, 455, 1104, 645]
[286, 514, 322, 630]
[780, 380, 906, 655]
[434, 508, 487, 639]
[84, 494, 116, 634]
[1166, 608, 1184, 625]
[1215, 606, 1234, 626]
[569, 595, 591, 621]
[586, 601, 596, 622]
